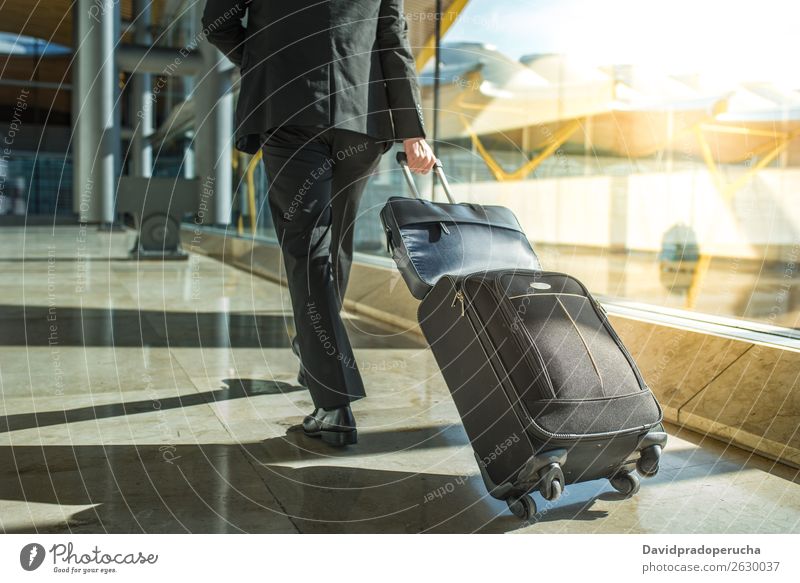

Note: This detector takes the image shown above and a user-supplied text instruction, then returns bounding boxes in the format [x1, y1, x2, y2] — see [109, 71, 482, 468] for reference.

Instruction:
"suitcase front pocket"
[509, 293, 608, 400]
[505, 283, 642, 403]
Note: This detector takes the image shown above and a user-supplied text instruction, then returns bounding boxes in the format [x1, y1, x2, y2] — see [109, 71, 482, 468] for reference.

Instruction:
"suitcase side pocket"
[463, 277, 556, 403]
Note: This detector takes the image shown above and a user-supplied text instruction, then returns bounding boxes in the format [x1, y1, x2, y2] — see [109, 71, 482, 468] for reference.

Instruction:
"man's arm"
[377, 0, 427, 140]
[201, 0, 248, 67]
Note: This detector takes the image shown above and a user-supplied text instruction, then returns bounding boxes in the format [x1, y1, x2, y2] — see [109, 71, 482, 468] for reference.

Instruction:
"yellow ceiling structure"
[0, 0, 462, 53]
[0, 0, 164, 47]
[405, 0, 469, 70]
[0, 0, 469, 117]
[0, 54, 72, 115]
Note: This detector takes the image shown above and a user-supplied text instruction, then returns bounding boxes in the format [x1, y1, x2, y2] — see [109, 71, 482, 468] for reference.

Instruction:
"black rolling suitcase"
[418, 270, 667, 518]
[385, 157, 667, 519]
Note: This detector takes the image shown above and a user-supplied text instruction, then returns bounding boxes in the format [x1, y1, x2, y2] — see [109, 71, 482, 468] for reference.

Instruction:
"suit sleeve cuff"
[391, 104, 427, 140]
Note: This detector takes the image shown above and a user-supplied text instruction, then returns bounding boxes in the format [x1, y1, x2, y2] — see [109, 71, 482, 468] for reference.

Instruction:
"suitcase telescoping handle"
[396, 151, 456, 204]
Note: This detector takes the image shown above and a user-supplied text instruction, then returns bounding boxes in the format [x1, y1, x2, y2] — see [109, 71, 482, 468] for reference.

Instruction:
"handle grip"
[396, 152, 456, 204]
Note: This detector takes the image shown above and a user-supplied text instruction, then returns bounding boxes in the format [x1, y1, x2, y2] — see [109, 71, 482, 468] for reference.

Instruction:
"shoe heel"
[321, 430, 358, 446]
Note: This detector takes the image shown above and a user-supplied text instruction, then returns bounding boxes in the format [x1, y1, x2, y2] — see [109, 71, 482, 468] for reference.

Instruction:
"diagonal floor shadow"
[0, 378, 303, 433]
[0, 305, 424, 349]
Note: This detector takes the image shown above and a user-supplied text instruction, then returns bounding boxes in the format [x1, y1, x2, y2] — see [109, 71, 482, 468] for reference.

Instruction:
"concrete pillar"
[131, 0, 153, 178]
[194, 37, 233, 226]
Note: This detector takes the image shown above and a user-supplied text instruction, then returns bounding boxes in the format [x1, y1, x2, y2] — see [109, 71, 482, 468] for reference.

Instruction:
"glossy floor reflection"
[0, 226, 798, 533]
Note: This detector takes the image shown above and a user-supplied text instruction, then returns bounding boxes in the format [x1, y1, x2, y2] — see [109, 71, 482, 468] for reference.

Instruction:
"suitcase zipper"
[450, 289, 465, 316]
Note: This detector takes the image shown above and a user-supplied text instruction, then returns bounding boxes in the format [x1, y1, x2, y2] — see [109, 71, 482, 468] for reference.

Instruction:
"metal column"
[431, 0, 442, 200]
[94, 0, 121, 227]
[71, 0, 93, 220]
[72, 0, 120, 225]
[131, 0, 153, 179]
[194, 35, 233, 227]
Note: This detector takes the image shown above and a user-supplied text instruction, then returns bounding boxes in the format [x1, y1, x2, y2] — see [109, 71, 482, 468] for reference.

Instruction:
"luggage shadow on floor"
[0, 443, 516, 533]
[253, 463, 522, 533]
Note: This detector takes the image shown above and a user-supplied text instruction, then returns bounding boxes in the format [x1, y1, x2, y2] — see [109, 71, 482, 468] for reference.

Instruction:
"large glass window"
[352, 0, 800, 332]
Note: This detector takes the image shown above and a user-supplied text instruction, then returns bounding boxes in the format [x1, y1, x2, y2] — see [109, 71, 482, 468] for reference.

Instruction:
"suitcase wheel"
[636, 444, 662, 478]
[537, 462, 565, 502]
[507, 494, 536, 520]
[609, 469, 640, 497]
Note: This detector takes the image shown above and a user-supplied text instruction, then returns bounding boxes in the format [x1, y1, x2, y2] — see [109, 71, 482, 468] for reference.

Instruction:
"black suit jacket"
[201, 0, 427, 154]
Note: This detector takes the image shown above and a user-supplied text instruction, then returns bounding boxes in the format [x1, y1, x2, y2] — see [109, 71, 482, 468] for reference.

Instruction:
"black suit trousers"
[262, 126, 388, 409]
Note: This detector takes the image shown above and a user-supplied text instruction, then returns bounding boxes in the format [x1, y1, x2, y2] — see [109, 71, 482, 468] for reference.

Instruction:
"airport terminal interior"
[0, 0, 799, 533]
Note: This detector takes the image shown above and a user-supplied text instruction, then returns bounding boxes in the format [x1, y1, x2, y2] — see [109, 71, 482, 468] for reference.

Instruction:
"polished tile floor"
[0, 226, 798, 533]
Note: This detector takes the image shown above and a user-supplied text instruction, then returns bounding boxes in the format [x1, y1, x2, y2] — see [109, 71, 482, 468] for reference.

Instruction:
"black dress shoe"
[291, 336, 307, 387]
[302, 405, 358, 446]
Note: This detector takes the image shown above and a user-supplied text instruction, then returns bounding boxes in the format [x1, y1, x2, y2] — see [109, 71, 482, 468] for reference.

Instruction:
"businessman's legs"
[328, 129, 386, 310]
[261, 126, 383, 444]
[263, 128, 363, 408]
